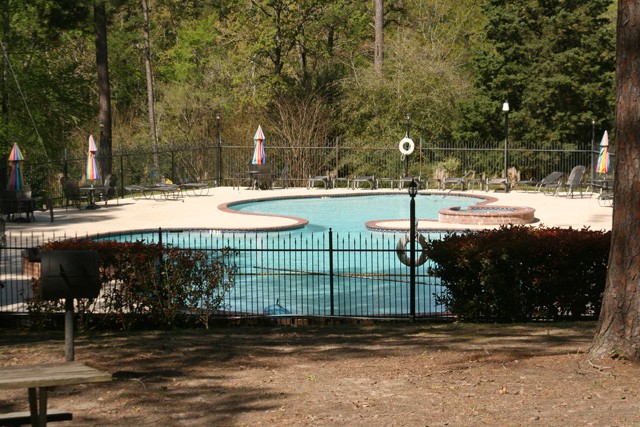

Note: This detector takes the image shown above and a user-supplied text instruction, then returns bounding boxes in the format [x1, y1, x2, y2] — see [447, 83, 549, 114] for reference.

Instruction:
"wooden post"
[64, 298, 74, 362]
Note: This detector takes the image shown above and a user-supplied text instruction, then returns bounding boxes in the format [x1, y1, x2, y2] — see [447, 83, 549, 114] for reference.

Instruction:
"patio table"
[0, 362, 111, 426]
[79, 185, 100, 209]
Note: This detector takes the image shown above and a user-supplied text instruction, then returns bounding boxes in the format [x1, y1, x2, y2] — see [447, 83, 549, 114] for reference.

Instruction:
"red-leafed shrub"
[27, 239, 237, 330]
[425, 226, 610, 322]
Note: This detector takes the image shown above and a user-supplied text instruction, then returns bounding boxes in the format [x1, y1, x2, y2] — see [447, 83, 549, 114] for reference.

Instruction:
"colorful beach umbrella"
[86, 134, 100, 181]
[7, 143, 24, 191]
[596, 130, 610, 174]
[251, 125, 266, 165]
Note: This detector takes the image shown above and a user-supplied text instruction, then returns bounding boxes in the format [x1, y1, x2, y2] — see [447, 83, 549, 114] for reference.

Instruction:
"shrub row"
[425, 226, 610, 322]
[27, 239, 237, 330]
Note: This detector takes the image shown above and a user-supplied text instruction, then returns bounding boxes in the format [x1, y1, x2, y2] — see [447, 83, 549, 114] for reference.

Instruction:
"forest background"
[0, 0, 617, 180]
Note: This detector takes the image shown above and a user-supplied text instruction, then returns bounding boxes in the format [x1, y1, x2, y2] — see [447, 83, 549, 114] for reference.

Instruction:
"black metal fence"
[0, 228, 450, 318]
[19, 140, 609, 203]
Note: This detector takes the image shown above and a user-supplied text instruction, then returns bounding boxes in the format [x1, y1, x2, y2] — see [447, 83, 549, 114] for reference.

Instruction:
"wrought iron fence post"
[157, 227, 164, 291]
[409, 180, 417, 320]
[119, 145, 124, 197]
[216, 112, 222, 186]
[171, 142, 175, 182]
[63, 148, 68, 179]
[329, 228, 335, 316]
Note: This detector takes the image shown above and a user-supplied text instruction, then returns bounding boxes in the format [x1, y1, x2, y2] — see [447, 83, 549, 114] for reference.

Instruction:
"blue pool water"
[230, 193, 482, 233]
[95, 194, 480, 317]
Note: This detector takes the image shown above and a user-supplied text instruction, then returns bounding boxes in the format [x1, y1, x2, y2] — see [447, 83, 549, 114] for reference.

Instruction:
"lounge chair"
[307, 174, 332, 189]
[332, 175, 351, 188]
[544, 166, 586, 197]
[443, 170, 475, 191]
[398, 176, 423, 190]
[352, 175, 377, 189]
[485, 177, 508, 192]
[516, 171, 563, 193]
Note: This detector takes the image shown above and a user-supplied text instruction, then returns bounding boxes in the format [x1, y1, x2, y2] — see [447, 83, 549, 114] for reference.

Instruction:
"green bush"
[425, 226, 610, 322]
[27, 239, 237, 330]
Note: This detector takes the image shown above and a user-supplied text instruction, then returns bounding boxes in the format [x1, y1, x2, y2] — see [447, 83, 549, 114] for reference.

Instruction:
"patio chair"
[352, 175, 377, 189]
[541, 166, 585, 197]
[101, 174, 118, 205]
[231, 164, 252, 190]
[60, 176, 88, 210]
[272, 165, 289, 189]
[554, 165, 587, 198]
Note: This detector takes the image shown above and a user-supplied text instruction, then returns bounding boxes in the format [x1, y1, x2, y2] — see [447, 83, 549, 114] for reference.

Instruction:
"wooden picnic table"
[0, 362, 111, 426]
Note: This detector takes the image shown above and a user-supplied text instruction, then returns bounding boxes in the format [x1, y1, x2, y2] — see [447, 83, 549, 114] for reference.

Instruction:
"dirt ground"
[0, 321, 638, 426]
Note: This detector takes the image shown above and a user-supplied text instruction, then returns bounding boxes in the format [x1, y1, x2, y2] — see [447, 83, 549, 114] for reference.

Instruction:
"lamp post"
[591, 118, 596, 190]
[405, 113, 410, 177]
[502, 100, 510, 192]
[216, 112, 222, 186]
[408, 179, 418, 320]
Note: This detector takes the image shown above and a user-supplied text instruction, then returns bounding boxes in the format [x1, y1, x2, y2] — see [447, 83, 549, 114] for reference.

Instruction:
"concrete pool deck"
[2, 186, 613, 238]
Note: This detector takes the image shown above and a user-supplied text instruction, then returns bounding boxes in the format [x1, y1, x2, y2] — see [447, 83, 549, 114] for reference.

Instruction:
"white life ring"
[399, 137, 415, 156]
[396, 233, 429, 267]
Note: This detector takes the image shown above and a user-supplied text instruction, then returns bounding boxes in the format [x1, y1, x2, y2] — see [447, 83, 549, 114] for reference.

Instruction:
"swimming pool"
[229, 193, 483, 233]
[95, 194, 482, 318]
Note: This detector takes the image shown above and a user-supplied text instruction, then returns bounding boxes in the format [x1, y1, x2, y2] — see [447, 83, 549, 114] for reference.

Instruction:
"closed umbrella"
[7, 143, 24, 191]
[596, 130, 610, 174]
[251, 125, 266, 165]
[86, 135, 100, 181]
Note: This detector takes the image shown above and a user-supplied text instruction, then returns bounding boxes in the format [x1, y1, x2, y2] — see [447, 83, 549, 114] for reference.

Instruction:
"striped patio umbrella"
[251, 125, 266, 165]
[7, 143, 24, 191]
[86, 134, 100, 181]
[596, 130, 610, 174]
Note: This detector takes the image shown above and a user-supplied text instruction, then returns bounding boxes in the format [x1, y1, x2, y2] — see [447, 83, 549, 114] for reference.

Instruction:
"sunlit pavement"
[3, 186, 613, 238]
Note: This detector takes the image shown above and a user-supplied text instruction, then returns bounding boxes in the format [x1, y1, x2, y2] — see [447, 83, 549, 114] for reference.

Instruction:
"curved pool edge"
[365, 192, 536, 231]
[219, 191, 498, 232]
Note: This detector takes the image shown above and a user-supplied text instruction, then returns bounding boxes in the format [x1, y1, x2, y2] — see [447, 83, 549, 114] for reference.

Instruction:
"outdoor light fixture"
[502, 100, 510, 192]
[408, 178, 418, 198]
[408, 178, 417, 319]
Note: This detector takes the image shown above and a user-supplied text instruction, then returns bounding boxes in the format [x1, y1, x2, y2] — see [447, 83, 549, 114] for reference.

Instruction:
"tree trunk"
[141, 0, 159, 174]
[2, 0, 8, 119]
[589, 1, 640, 361]
[374, 0, 383, 76]
[94, 0, 112, 176]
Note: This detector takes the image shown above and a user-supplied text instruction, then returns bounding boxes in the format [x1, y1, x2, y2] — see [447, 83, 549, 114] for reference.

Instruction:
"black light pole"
[216, 112, 222, 186]
[405, 113, 410, 177]
[502, 100, 510, 192]
[591, 118, 596, 189]
[408, 179, 418, 320]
